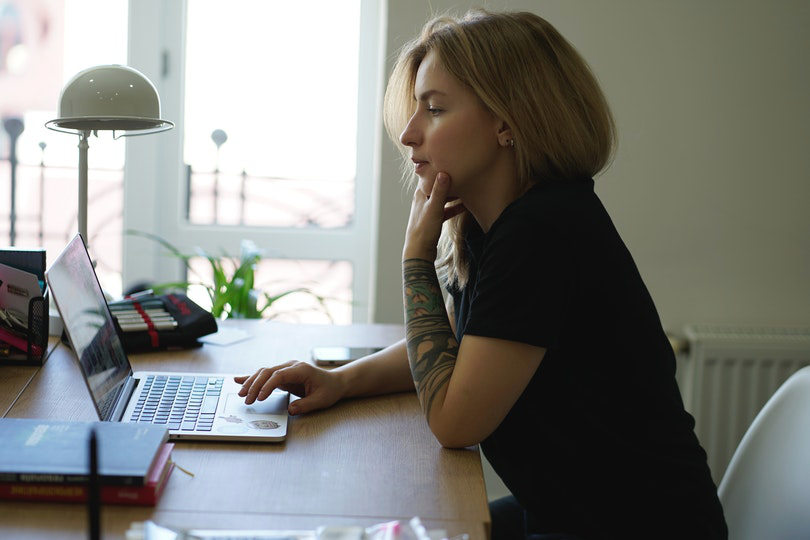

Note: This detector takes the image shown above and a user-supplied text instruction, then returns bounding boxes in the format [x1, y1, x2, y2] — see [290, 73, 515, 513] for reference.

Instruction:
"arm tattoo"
[403, 258, 459, 420]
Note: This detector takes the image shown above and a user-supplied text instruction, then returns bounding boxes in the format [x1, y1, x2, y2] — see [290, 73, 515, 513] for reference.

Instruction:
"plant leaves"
[126, 229, 336, 321]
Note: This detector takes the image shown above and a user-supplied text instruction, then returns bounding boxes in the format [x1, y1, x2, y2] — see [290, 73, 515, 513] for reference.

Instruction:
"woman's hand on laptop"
[235, 361, 343, 415]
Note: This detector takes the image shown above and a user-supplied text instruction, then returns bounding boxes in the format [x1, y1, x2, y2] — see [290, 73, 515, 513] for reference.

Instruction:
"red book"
[0, 443, 174, 506]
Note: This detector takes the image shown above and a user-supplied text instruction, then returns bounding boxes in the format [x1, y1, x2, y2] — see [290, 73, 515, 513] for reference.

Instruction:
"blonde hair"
[384, 9, 616, 288]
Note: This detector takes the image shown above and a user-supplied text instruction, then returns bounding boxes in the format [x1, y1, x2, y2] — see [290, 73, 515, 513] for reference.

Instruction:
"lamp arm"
[78, 130, 91, 245]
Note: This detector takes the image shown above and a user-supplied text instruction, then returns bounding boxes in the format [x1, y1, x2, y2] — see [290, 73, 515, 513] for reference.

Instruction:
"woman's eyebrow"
[414, 89, 448, 101]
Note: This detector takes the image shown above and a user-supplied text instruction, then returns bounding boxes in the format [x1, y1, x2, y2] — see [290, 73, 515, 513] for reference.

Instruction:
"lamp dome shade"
[46, 64, 173, 133]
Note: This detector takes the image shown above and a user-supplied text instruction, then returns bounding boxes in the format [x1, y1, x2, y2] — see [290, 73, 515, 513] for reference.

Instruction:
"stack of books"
[0, 418, 174, 505]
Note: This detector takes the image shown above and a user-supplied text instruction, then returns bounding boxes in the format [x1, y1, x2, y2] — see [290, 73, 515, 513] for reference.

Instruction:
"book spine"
[0, 479, 167, 506]
[0, 442, 174, 486]
[0, 472, 146, 486]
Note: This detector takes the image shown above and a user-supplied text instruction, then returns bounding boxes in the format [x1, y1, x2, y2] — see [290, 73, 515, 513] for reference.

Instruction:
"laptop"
[46, 234, 289, 442]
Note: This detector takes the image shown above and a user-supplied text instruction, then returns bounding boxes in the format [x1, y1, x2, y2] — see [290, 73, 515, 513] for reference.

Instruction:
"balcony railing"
[1, 127, 353, 323]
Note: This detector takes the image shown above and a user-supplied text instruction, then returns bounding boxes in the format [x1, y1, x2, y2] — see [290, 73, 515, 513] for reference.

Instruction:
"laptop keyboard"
[129, 375, 224, 431]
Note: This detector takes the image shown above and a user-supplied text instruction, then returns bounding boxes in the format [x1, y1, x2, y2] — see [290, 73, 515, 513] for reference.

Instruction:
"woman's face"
[399, 50, 504, 197]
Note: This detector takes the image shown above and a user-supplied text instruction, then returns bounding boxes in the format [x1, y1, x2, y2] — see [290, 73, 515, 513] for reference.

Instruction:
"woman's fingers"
[245, 368, 276, 404]
[283, 366, 338, 415]
[403, 172, 455, 261]
[443, 200, 466, 221]
[235, 372, 261, 396]
[256, 364, 301, 401]
[236, 361, 297, 403]
[427, 173, 463, 223]
[235, 362, 342, 415]
[428, 172, 450, 207]
[290, 394, 321, 415]
[417, 173, 438, 197]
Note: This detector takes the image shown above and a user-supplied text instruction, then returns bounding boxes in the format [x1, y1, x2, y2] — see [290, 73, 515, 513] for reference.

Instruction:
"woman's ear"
[496, 121, 514, 148]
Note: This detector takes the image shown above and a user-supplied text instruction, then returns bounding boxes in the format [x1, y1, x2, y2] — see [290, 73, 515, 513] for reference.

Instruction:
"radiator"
[677, 325, 810, 485]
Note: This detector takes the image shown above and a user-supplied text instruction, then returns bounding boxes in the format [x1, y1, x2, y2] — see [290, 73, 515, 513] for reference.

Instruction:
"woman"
[236, 9, 727, 539]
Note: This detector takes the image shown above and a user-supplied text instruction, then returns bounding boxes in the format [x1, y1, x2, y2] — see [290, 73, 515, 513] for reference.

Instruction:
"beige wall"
[372, 0, 810, 334]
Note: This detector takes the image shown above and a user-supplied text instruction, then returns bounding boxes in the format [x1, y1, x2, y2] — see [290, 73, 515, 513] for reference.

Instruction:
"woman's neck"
[461, 161, 524, 233]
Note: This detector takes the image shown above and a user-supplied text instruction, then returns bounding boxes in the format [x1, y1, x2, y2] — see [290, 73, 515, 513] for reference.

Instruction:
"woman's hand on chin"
[403, 172, 466, 261]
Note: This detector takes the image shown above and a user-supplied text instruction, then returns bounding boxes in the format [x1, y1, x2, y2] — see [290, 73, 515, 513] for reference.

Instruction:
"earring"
[508, 139, 515, 148]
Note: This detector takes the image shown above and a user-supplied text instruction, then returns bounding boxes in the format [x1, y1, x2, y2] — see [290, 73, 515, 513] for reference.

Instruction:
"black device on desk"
[107, 292, 217, 352]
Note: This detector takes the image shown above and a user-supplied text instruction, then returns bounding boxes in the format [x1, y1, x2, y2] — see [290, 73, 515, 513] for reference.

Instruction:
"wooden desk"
[0, 321, 490, 539]
[0, 365, 37, 416]
[0, 337, 61, 416]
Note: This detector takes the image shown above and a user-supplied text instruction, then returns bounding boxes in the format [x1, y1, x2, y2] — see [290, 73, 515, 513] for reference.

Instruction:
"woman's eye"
[427, 106, 442, 116]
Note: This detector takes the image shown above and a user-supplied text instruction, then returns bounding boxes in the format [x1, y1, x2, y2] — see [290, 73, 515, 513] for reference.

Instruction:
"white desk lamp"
[46, 65, 174, 245]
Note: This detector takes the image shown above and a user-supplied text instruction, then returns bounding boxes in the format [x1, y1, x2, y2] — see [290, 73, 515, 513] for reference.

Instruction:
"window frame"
[122, 0, 384, 323]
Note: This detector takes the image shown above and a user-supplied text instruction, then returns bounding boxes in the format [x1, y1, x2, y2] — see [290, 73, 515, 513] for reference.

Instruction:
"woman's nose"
[399, 114, 420, 147]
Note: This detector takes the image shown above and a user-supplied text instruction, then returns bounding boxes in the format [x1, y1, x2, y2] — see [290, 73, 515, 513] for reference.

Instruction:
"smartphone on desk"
[312, 346, 384, 366]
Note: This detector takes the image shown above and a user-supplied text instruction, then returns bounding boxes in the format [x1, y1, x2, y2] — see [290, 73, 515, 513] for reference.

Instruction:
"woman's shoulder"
[490, 176, 597, 236]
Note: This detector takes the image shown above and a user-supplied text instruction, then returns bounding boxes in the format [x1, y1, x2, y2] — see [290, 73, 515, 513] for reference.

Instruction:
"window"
[0, 0, 127, 294]
[183, 1, 359, 230]
[1, 0, 381, 323]
[123, 1, 383, 323]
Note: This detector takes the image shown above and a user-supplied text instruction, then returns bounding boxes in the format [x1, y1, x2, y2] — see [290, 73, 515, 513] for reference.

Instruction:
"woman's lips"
[413, 160, 428, 174]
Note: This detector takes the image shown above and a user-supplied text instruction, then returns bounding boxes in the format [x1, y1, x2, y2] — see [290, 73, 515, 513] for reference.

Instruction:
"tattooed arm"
[402, 173, 545, 448]
[403, 258, 460, 421]
[402, 257, 545, 448]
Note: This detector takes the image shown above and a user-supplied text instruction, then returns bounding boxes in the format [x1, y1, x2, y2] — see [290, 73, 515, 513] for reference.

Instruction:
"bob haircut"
[384, 9, 616, 288]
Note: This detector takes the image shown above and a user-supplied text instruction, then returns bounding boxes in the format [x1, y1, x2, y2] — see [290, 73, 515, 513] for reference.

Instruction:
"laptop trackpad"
[239, 391, 288, 415]
[218, 392, 289, 432]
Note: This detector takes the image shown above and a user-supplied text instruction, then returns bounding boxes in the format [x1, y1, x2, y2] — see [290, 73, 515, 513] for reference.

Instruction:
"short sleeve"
[462, 216, 573, 348]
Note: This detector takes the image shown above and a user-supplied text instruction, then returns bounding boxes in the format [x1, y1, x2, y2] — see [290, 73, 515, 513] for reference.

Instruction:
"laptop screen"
[46, 234, 131, 420]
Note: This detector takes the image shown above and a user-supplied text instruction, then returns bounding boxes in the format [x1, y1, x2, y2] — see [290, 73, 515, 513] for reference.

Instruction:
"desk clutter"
[109, 292, 218, 352]
[0, 248, 49, 365]
[0, 418, 174, 506]
[126, 517, 466, 540]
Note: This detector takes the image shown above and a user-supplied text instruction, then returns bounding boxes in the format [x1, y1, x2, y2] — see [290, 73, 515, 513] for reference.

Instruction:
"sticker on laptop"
[248, 420, 280, 430]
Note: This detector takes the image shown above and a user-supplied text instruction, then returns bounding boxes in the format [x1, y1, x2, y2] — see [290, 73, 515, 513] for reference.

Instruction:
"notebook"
[45, 234, 289, 442]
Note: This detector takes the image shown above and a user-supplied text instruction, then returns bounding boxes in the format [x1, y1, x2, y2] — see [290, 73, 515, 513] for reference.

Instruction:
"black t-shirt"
[449, 177, 727, 539]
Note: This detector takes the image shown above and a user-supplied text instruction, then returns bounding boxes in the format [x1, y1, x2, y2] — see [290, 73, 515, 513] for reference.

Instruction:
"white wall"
[372, 0, 810, 335]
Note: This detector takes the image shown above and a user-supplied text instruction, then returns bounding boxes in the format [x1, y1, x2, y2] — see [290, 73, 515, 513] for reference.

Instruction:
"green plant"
[126, 230, 332, 321]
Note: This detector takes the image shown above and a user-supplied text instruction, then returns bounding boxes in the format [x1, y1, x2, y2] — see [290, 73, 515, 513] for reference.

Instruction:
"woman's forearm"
[402, 258, 458, 422]
[334, 339, 415, 398]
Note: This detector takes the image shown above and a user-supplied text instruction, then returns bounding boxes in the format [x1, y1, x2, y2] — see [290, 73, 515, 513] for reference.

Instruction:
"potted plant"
[126, 230, 332, 321]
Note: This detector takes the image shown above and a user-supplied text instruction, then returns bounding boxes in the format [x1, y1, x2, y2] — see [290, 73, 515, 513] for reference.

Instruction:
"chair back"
[718, 366, 810, 539]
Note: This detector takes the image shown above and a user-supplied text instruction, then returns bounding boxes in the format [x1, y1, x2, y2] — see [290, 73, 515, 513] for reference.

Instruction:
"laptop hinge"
[109, 376, 138, 422]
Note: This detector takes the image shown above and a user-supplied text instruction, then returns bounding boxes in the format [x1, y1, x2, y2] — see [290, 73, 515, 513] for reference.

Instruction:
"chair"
[718, 365, 810, 539]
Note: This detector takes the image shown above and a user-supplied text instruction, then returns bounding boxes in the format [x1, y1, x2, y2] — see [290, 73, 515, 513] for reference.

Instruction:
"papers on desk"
[126, 521, 314, 539]
[126, 517, 465, 540]
[0, 262, 42, 315]
[0, 261, 47, 359]
[198, 327, 252, 346]
[0, 255, 49, 365]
